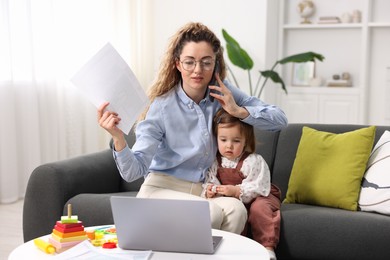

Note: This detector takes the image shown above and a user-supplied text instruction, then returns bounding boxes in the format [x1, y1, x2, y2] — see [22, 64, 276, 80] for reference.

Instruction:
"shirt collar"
[175, 83, 194, 109]
[175, 82, 213, 109]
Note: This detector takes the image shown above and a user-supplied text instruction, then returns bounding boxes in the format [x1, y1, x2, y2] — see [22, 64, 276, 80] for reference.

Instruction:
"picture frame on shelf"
[292, 61, 315, 86]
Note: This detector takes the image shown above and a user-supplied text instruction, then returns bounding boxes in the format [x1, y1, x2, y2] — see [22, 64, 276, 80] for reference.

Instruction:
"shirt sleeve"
[238, 154, 271, 203]
[112, 144, 148, 182]
[242, 105, 288, 131]
[112, 101, 165, 183]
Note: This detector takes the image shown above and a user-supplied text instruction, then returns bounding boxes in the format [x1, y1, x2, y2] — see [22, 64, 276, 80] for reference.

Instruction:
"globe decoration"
[297, 0, 315, 24]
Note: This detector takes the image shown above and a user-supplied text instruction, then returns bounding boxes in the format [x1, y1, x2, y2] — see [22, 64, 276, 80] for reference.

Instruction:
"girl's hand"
[206, 184, 217, 198]
[208, 74, 249, 119]
[215, 185, 241, 199]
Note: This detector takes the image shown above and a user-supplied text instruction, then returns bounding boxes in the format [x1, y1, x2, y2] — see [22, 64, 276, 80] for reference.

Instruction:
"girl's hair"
[138, 22, 226, 121]
[213, 109, 256, 153]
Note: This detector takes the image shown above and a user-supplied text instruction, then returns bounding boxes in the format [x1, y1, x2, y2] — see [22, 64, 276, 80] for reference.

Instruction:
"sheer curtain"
[0, 0, 153, 203]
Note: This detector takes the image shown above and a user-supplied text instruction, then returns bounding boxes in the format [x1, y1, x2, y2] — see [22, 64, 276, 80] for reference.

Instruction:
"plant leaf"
[260, 70, 287, 94]
[278, 52, 325, 64]
[222, 29, 253, 70]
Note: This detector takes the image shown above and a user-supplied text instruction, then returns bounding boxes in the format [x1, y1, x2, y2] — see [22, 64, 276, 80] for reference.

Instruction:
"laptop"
[110, 196, 223, 254]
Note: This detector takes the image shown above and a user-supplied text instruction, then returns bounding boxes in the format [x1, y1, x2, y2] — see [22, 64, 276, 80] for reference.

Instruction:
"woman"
[98, 22, 287, 235]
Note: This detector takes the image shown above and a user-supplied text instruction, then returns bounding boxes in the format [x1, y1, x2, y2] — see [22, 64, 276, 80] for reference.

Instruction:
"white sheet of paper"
[71, 43, 148, 135]
[53, 240, 152, 259]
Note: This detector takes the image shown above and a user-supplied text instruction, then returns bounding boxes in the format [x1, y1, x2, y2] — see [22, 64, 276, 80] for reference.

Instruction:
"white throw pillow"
[359, 130, 390, 214]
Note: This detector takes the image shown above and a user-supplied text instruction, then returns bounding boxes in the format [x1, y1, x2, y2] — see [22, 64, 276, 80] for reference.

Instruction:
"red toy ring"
[102, 242, 117, 249]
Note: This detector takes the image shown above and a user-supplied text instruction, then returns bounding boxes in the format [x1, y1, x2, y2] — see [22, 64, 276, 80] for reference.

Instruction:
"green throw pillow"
[284, 126, 376, 211]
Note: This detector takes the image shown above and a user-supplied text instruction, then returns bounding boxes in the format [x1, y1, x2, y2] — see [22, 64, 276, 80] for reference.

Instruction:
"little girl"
[203, 108, 281, 260]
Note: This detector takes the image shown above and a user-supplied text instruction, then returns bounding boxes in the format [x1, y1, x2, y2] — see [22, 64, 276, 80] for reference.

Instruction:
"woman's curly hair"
[138, 22, 226, 121]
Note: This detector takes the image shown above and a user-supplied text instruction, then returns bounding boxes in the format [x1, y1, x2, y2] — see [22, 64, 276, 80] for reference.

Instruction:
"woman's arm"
[113, 101, 165, 182]
[229, 82, 288, 131]
[209, 76, 288, 131]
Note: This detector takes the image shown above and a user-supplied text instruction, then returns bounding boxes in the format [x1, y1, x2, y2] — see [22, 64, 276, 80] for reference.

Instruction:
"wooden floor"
[0, 200, 24, 260]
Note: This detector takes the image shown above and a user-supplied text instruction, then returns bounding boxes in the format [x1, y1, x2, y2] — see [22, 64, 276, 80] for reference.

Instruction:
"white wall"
[147, 0, 275, 96]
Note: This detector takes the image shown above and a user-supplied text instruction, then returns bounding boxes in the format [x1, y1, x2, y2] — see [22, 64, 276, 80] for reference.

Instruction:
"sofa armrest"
[23, 149, 120, 242]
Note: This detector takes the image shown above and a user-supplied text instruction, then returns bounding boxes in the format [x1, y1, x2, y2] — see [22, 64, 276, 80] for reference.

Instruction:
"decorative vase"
[341, 12, 352, 23]
[297, 0, 315, 24]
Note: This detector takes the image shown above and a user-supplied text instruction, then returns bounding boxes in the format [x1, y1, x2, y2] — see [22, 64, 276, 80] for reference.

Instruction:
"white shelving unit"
[276, 0, 390, 125]
[386, 67, 390, 120]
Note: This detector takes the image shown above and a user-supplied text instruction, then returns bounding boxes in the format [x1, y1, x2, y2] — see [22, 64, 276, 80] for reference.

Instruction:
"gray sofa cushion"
[278, 203, 390, 259]
[254, 129, 280, 172]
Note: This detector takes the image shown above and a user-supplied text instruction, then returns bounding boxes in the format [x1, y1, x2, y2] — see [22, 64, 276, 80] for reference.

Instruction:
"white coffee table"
[9, 227, 269, 259]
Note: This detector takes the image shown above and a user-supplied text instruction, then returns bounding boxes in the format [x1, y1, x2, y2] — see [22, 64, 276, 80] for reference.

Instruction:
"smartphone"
[209, 62, 220, 102]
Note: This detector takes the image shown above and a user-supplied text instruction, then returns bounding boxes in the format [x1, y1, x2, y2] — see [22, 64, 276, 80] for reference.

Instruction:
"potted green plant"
[222, 29, 325, 97]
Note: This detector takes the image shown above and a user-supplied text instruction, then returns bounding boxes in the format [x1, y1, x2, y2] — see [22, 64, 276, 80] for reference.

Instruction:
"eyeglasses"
[180, 58, 215, 71]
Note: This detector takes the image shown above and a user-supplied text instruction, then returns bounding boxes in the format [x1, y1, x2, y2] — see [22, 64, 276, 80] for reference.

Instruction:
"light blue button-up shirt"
[114, 80, 287, 183]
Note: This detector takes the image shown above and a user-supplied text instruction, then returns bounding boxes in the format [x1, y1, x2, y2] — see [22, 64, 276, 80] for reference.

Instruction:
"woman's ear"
[175, 60, 182, 72]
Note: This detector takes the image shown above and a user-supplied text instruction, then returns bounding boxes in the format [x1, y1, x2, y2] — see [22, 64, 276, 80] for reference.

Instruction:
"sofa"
[23, 123, 390, 259]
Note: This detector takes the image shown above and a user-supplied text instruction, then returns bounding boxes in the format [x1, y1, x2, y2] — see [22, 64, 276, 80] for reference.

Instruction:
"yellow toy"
[34, 238, 55, 254]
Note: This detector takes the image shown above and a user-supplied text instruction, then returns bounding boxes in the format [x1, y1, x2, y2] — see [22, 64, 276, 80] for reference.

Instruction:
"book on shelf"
[326, 79, 352, 87]
[318, 20, 341, 24]
[319, 16, 340, 20]
[318, 16, 341, 24]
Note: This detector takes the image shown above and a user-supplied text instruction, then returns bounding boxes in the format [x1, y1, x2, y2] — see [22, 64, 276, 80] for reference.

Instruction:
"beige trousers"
[137, 172, 247, 234]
